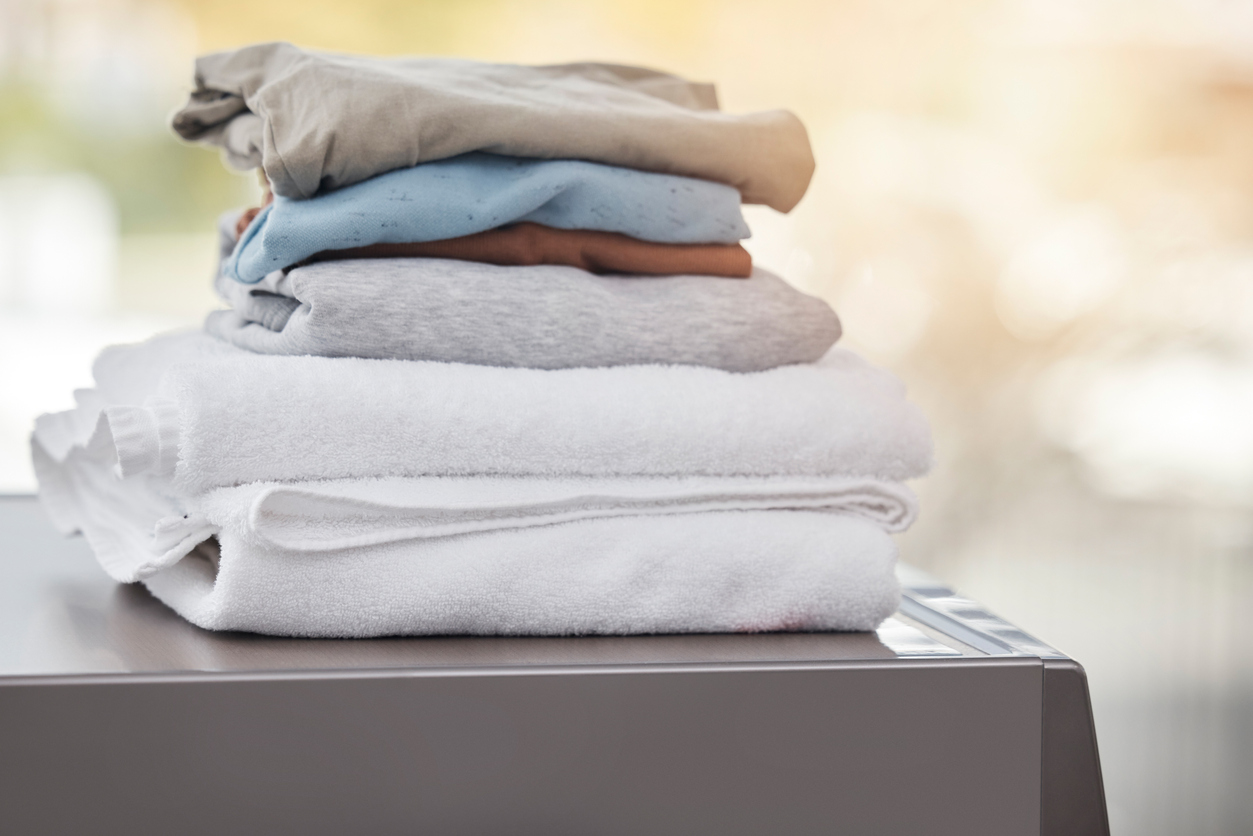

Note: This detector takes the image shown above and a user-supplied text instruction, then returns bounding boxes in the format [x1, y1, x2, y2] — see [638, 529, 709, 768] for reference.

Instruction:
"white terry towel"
[39, 470, 903, 637]
[34, 330, 933, 494]
[151, 509, 901, 638]
[33, 411, 918, 582]
[33, 428, 908, 636]
[31, 330, 929, 637]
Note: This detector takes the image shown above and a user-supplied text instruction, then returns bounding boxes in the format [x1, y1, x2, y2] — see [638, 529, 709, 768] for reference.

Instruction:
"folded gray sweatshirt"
[206, 215, 840, 372]
[171, 42, 815, 212]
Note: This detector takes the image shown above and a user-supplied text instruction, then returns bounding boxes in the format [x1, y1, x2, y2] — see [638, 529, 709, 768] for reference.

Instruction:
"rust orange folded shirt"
[304, 223, 752, 278]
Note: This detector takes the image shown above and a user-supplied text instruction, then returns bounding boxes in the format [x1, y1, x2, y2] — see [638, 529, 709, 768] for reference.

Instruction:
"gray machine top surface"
[0, 496, 1109, 836]
[0, 495, 1051, 679]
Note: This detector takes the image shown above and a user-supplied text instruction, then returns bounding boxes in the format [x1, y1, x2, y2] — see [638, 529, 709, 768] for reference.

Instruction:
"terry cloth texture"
[32, 344, 920, 635]
[33, 436, 903, 635]
[33, 330, 933, 495]
[33, 421, 917, 585]
[304, 224, 753, 278]
[208, 257, 840, 370]
[32, 327, 926, 636]
[227, 152, 749, 283]
[170, 42, 815, 212]
[149, 511, 901, 637]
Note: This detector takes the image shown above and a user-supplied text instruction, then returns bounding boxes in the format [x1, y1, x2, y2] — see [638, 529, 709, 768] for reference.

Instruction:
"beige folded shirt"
[171, 42, 815, 212]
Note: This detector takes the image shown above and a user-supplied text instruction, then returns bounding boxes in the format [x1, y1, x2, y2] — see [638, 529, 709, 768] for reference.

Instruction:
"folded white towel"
[31, 330, 929, 637]
[34, 330, 932, 494]
[228, 475, 918, 550]
[33, 426, 905, 636]
[95, 503, 907, 640]
[34, 416, 917, 581]
[157, 509, 900, 637]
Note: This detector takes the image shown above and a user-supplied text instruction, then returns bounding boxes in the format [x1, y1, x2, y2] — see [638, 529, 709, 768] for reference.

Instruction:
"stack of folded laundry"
[32, 42, 933, 638]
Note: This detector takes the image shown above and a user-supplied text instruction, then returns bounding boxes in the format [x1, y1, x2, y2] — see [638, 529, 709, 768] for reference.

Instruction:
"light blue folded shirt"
[227, 152, 750, 284]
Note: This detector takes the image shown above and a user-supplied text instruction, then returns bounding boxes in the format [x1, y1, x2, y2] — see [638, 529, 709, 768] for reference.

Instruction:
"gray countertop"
[0, 494, 1107, 836]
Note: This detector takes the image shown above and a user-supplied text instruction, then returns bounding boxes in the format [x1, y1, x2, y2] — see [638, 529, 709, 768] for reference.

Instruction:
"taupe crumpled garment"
[171, 42, 815, 212]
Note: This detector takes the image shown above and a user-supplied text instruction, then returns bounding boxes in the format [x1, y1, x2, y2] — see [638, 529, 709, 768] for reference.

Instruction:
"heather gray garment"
[206, 217, 840, 372]
[171, 42, 815, 212]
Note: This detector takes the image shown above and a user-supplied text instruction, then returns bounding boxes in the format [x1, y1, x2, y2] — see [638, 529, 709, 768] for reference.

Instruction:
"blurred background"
[3, 0, 1251, 831]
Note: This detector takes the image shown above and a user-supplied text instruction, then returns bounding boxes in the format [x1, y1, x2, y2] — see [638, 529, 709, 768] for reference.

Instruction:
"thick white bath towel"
[45, 473, 901, 637]
[147, 509, 900, 637]
[31, 329, 929, 637]
[33, 330, 932, 494]
[33, 409, 918, 583]
[33, 425, 906, 636]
